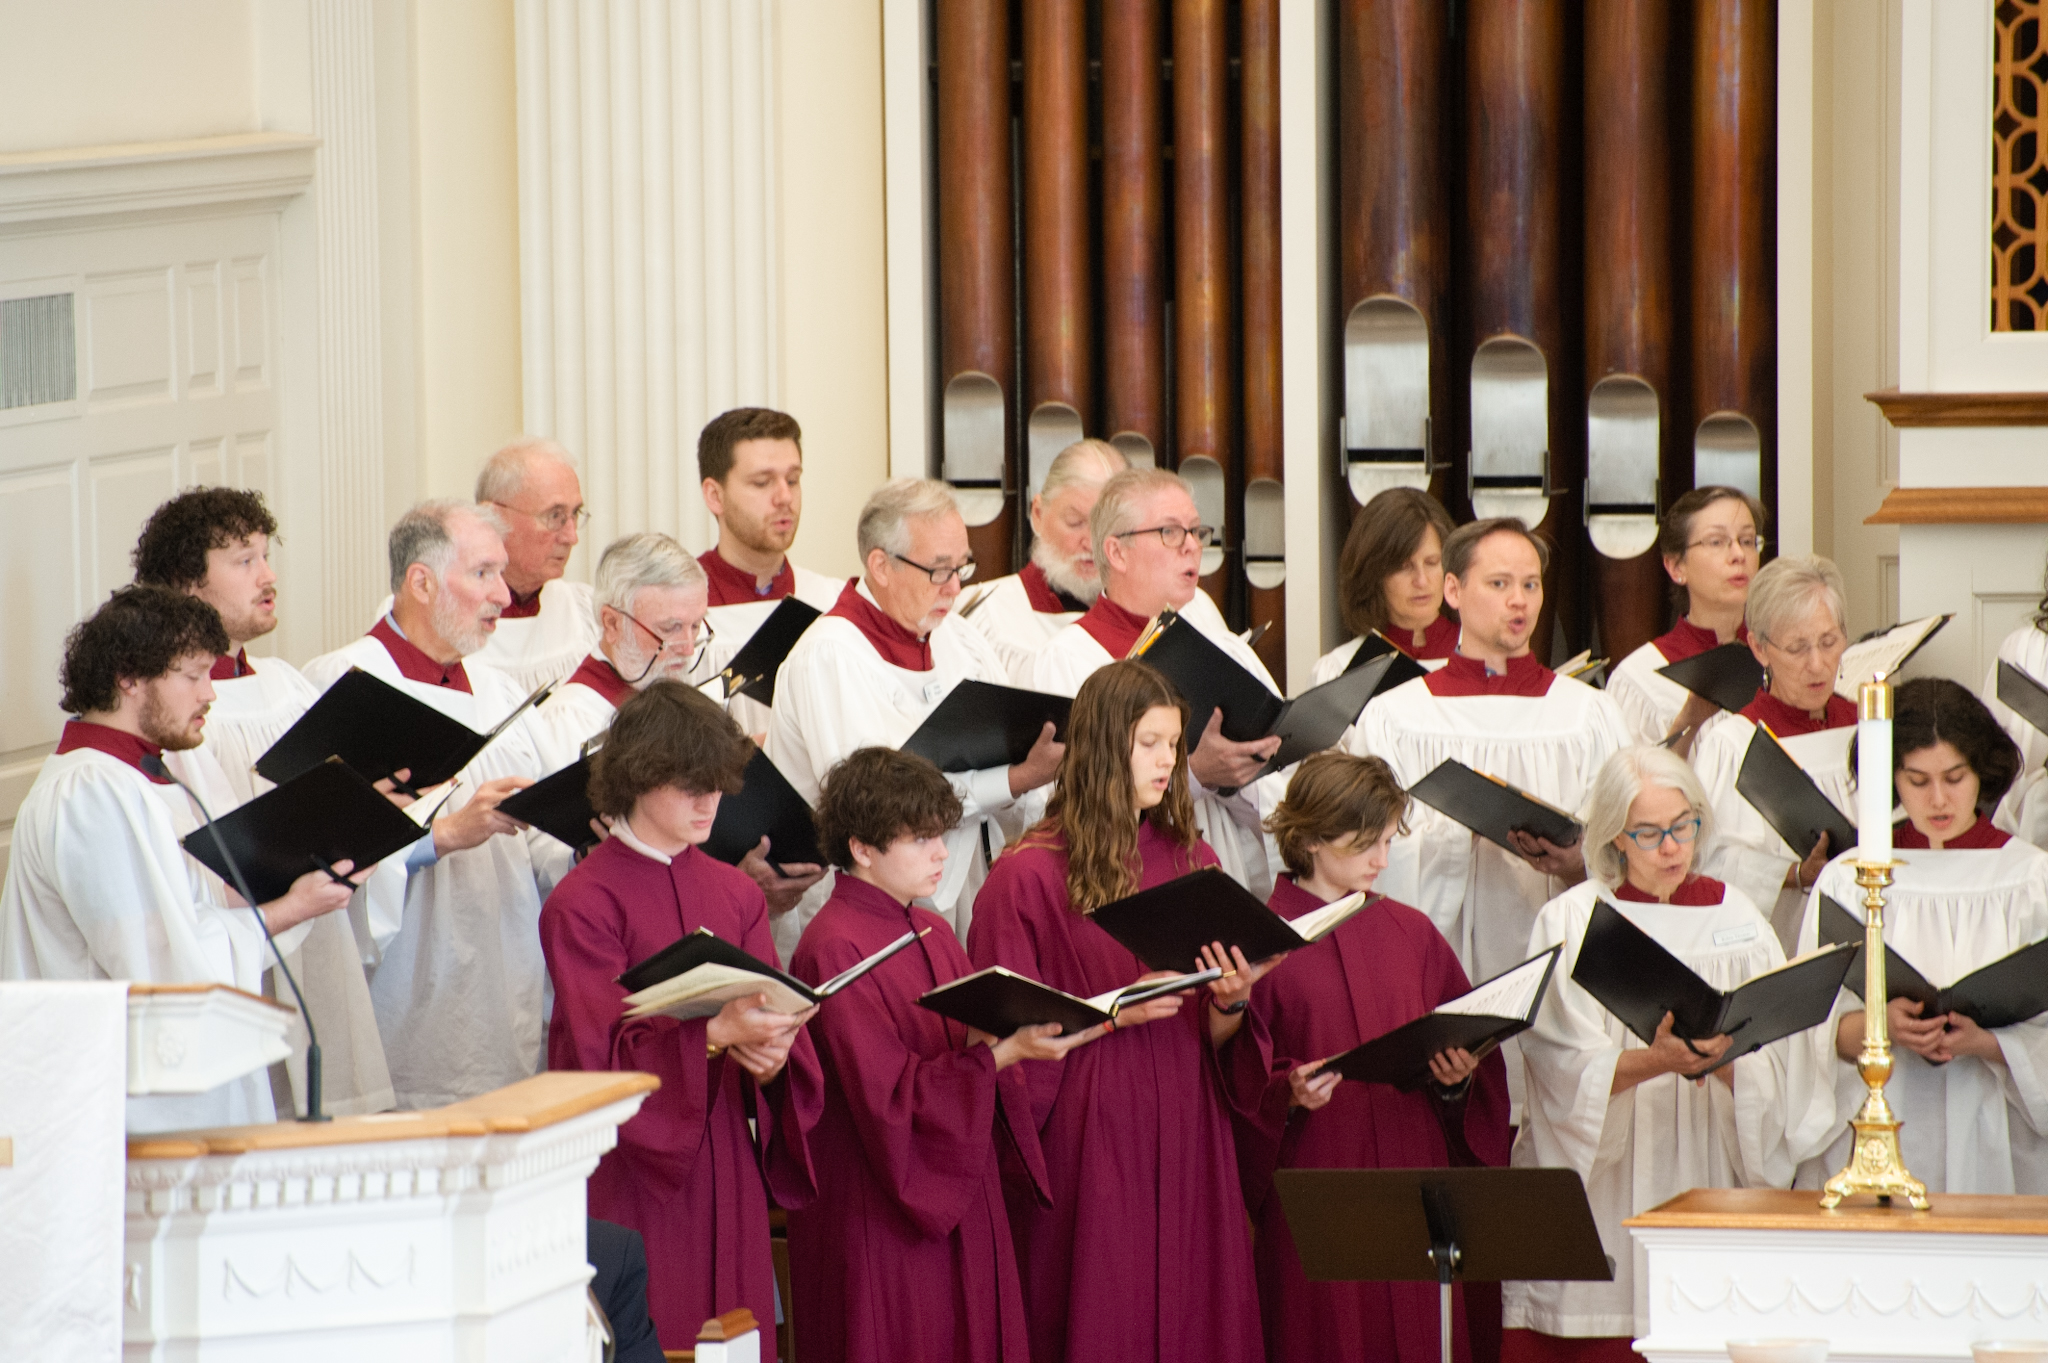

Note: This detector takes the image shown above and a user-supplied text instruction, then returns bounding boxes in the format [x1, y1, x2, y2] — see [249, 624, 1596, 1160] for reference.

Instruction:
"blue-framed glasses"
[1621, 818, 1701, 850]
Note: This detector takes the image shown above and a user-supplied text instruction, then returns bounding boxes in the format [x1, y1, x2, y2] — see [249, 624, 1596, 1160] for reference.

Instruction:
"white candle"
[1856, 677, 1893, 863]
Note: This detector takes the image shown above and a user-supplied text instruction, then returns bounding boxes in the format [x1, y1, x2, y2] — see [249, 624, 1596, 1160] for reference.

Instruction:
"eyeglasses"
[891, 553, 977, 586]
[1620, 818, 1702, 850]
[1686, 533, 1765, 557]
[1759, 631, 1844, 660]
[621, 609, 714, 672]
[1113, 522, 1219, 550]
[491, 500, 590, 533]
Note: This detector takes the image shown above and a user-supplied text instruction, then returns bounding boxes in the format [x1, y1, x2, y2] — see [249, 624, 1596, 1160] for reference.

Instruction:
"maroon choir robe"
[539, 835, 823, 1355]
[967, 821, 1269, 1363]
[1241, 875, 1514, 1363]
[787, 875, 1050, 1362]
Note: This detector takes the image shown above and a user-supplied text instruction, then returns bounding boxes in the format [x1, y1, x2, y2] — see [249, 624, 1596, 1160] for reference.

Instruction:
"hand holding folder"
[1734, 725, 1858, 860]
[917, 966, 1222, 1037]
[1408, 761, 1583, 851]
[618, 925, 924, 1020]
[1819, 896, 2048, 1030]
[1321, 948, 1561, 1090]
[1086, 868, 1369, 973]
[181, 757, 425, 905]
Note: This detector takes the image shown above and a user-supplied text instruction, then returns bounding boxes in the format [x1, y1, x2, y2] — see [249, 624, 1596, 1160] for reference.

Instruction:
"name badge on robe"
[922, 678, 949, 705]
[1713, 922, 1760, 947]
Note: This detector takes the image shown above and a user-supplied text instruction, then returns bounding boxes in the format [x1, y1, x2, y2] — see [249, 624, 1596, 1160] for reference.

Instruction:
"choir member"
[1691, 555, 1855, 946]
[1601, 487, 1764, 752]
[134, 487, 395, 1116]
[1031, 468, 1286, 898]
[304, 501, 571, 1108]
[1791, 679, 2048, 1192]
[1506, 746, 1789, 1359]
[789, 746, 1088, 1362]
[1310, 486, 1460, 685]
[468, 437, 602, 692]
[1242, 751, 1511, 1363]
[963, 438, 1128, 683]
[767, 479, 1062, 958]
[696, 406, 843, 618]
[970, 659, 1273, 1363]
[1, 587, 364, 1131]
[1981, 559, 2048, 843]
[539, 680, 821, 1356]
[1345, 516, 1629, 1119]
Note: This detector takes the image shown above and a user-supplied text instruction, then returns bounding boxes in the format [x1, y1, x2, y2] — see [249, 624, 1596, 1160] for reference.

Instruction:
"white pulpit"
[122, 1070, 656, 1361]
[1630, 1189, 2048, 1363]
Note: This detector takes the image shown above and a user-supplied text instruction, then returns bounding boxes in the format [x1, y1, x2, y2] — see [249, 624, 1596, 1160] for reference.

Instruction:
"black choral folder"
[1997, 660, 2048, 737]
[1087, 867, 1368, 973]
[1408, 760, 1583, 851]
[712, 597, 821, 706]
[703, 748, 824, 870]
[255, 666, 551, 790]
[498, 754, 600, 852]
[1819, 895, 2048, 1030]
[1570, 900, 1854, 1069]
[899, 680, 1072, 773]
[1657, 642, 1765, 715]
[1323, 947, 1561, 1090]
[181, 757, 425, 905]
[618, 924, 920, 1019]
[916, 965, 1222, 1037]
[1734, 725, 1859, 860]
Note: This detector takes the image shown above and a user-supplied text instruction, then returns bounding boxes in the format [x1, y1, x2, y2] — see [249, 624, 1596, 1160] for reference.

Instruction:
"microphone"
[142, 754, 332, 1123]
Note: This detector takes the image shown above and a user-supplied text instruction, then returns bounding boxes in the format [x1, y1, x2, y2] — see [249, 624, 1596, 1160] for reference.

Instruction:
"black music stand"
[1275, 1168, 1613, 1363]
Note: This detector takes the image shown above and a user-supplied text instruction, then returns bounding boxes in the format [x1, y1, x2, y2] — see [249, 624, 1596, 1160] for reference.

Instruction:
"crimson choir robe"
[1239, 875, 1512, 1363]
[967, 822, 1268, 1363]
[787, 874, 1049, 1362]
[539, 831, 822, 1355]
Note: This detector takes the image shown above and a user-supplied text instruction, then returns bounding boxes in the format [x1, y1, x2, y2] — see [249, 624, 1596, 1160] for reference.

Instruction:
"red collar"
[1740, 688, 1854, 737]
[55, 720, 172, 784]
[700, 548, 793, 607]
[1614, 875, 1726, 906]
[1424, 650, 1555, 698]
[1894, 816, 2009, 850]
[826, 579, 933, 671]
[566, 653, 636, 708]
[209, 649, 253, 681]
[1654, 617, 1747, 664]
[1018, 561, 1087, 614]
[1390, 613, 1461, 661]
[500, 585, 544, 620]
[369, 618, 473, 693]
[1078, 593, 1152, 658]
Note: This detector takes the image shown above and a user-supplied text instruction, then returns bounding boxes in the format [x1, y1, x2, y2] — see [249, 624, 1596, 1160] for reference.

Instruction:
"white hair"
[857, 478, 961, 561]
[1744, 554, 1848, 647]
[593, 532, 705, 614]
[1089, 466, 1194, 571]
[1581, 745, 1716, 890]
[475, 436, 578, 505]
[387, 500, 505, 595]
[1039, 438, 1128, 504]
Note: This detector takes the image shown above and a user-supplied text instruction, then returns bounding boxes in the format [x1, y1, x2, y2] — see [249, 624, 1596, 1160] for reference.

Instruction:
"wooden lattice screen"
[1994, 0, 2047, 331]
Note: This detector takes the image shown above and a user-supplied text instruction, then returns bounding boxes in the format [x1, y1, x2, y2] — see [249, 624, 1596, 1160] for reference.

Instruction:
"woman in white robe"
[1791, 678, 2048, 1193]
[1309, 486, 1460, 685]
[1506, 746, 1816, 1360]
[1981, 598, 2048, 847]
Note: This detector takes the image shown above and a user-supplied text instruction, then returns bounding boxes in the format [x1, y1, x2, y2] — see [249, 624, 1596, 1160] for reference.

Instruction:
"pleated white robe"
[1692, 716, 1857, 948]
[961, 571, 1082, 685]
[1604, 641, 1692, 748]
[1984, 624, 2048, 848]
[377, 578, 598, 696]
[1308, 635, 1453, 686]
[703, 565, 840, 738]
[528, 644, 735, 774]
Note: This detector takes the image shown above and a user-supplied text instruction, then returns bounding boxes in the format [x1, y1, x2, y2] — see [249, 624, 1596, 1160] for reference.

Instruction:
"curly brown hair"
[131, 487, 279, 591]
[1264, 752, 1411, 879]
[59, 586, 229, 715]
[587, 680, 752, 817]
[814, 747, 962, 871]
[697, 407, 802, 485]
[1889, 676, 2024, 811]
[1034, 660, 1199, 912]
[1337, 487, 1456, 638]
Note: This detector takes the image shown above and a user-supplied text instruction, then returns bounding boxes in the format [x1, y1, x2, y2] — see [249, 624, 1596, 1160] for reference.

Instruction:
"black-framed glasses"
[1620, 818, 1702, 850]
[891, 553, 977, 586]
[491, 499, 590, 533]
[1114, 522, 1218, 550]
[618, 610, 714, 682]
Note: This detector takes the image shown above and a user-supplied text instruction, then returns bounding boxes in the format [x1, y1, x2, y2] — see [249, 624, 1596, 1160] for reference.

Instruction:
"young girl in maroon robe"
[968, 659, 1276, 1363]
[1244, 752, 1513, 1363]
[539, 681, 822, 1355]
[786, 746, 1093, 1362]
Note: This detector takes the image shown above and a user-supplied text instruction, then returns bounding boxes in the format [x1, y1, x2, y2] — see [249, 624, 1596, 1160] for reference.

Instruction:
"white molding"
[881, 0, 932, 480]
[0, 134, 319, 234]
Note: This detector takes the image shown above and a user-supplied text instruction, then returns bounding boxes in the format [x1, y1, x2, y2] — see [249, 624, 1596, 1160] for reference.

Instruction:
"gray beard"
[1031, 538, 1101, 605]
[431, 592, 493, 658]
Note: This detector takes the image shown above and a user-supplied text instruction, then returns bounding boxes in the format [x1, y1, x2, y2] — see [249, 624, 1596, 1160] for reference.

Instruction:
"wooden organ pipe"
[1690, 0, 1775, 505]
[1584, 0, 1675, 664]
[1173, 0, 1234, 611]
[1101, 0, 1165, 471]
[936, 0, 1016, 576]
[1338, 0, 1451, 509]
[1022, 0, 1091, 509]
[1241, 0, 1285, 682]
[1466, 0, 1576, 659]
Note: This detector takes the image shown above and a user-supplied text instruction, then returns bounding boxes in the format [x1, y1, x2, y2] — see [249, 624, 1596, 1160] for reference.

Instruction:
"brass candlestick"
[1819, 856, 1929, 1209]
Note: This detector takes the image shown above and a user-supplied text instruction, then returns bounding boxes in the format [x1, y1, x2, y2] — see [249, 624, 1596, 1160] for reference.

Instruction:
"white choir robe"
[961, 571, 1082, 685]
[165, 654, 396, 1117]
[1030, 590, 1288, 900]
[1692, 716, 1857, 948]
[765, 590, 1021, 962]
[528, 645, 737, 774]
[1505, 878, 1803, 1340]
[1790, 841, 2048, 1193]
[1, 744, 311, 1132]
[1604, 640, 1695, 748]
[302, 639, 572, 1109]
[1983, 624, 2048, 848]
[377, 577, 598, 696]
[704, 564, 841, 738]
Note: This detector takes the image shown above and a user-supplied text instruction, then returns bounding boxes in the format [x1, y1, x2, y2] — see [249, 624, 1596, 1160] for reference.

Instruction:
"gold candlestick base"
[1819, 858, 1929, 1211]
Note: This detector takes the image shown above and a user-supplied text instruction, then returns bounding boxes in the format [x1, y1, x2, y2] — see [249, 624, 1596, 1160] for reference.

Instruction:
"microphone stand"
[144, 755, 331, 1123]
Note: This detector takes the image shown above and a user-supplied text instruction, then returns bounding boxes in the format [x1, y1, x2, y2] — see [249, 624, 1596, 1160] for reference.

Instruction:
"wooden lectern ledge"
[1627, 1187, 2048, 1237]
[125, 1070, 660, 1160]
[126, 980, 294, 1011]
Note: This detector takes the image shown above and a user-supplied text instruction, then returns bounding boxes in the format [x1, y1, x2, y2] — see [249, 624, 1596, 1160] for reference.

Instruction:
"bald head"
[476, 437, 584, 596]
[1029, 439, 1129, 604]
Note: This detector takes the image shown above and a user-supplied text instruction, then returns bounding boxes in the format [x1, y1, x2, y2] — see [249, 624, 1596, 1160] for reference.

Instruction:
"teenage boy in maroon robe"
[1245, 752, 1513, 1363]
[789, 746, 1096, 1362]
[969, 660, 1276, 1363]
[539, 681, 822, 1355]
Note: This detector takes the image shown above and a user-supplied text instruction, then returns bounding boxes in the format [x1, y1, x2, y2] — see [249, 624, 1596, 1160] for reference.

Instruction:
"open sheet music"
[619, 925, 923, 1020]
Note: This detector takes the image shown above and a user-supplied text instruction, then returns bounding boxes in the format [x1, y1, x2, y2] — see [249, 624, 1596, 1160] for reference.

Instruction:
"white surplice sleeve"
[1516, 892, 1625, 1178]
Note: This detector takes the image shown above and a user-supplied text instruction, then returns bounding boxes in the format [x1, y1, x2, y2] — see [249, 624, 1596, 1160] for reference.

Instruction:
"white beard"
[1032, 538, 1102, 605]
